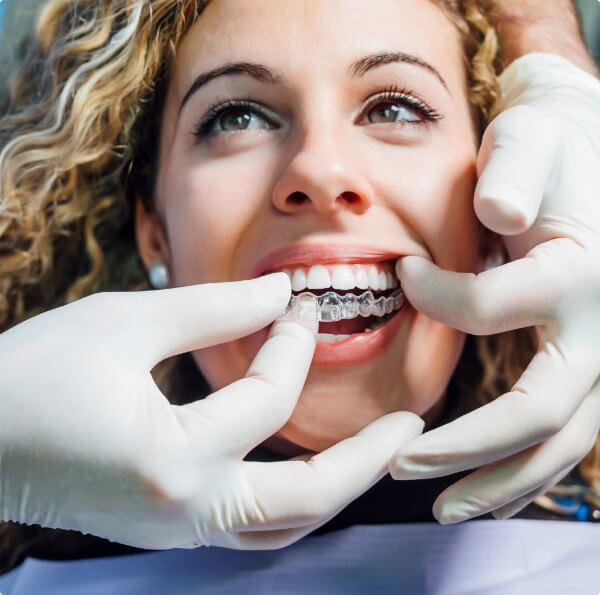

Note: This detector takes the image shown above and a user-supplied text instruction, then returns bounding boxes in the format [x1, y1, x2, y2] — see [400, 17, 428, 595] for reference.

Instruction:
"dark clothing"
[244, 378, 570, 532]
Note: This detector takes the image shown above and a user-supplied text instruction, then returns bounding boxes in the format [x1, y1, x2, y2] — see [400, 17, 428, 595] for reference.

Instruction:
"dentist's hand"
[0, 273, 424, 548]
[389, 54, 600, 523]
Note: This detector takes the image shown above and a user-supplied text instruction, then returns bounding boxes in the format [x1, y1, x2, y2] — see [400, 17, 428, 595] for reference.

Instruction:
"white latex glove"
[0, 273, 424, 549]
[389, 53, 600, 523]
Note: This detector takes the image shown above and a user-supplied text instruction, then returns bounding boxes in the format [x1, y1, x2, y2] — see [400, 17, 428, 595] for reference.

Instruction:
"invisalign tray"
[283, 289, 405, 323]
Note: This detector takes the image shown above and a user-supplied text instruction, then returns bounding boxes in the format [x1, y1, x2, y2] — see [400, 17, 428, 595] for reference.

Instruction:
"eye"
[367, 102, 423, 124]
[192, 99, 275, 139]
[362, 85, 443, 127]
[212, 107, 269, 132]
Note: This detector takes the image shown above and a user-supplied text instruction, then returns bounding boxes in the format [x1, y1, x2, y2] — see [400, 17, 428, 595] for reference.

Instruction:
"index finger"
[475, 105, 559, 236]
[389, 336, 600, 480]
[238, 412, 424, 532]
[178, 294, 319, 454]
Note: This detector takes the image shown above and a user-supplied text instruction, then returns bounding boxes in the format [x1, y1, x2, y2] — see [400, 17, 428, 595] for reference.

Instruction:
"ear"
[135, 198, 171, 272]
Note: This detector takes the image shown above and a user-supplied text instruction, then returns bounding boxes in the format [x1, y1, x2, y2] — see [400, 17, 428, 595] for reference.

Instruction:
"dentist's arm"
[0, 274, 423, 549]
[491, 0, 598, 74]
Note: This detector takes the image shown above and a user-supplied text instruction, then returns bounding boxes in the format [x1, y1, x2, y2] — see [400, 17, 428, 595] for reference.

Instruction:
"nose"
[271, 126, 374, 217]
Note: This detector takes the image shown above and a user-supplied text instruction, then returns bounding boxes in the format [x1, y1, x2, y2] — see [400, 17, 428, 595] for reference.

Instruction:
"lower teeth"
[317, 311, 398, 342]
[317, 333, 352, 343]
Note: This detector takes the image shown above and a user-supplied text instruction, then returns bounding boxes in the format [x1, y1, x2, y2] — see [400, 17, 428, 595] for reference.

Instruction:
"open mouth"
[276, 260, 405, 343]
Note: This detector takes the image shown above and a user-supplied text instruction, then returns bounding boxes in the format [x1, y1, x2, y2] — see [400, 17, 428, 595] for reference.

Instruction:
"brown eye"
[219, 109, 254, 131]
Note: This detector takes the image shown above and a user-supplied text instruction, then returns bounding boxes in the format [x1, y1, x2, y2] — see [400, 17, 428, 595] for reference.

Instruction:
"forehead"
[172, 0, 465, 96]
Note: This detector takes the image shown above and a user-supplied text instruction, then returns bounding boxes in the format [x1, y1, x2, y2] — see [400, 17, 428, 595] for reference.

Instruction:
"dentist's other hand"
[0, 273, 424, 548]
[388, 54, 600, 523]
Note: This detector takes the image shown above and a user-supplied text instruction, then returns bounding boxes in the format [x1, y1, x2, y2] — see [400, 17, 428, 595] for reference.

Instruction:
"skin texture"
[491, 0, 598, 74]
[136, 0, 485, 454]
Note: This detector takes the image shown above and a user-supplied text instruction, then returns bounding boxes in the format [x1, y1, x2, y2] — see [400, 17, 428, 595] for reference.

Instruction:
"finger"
[226, 525, 320, 550]
[490, 468, 571, 520]
[432, 381, 600, 523]
[395, 246, 564, 334]
[119, 272, 292, 368]
[432, 452, 573, 525]
[218, 509, 341, 550]
[238, 412, 424, 532]
[475, 105, 560, 236]
[179, 296, 318, 455]
[390, 342, 600, 481]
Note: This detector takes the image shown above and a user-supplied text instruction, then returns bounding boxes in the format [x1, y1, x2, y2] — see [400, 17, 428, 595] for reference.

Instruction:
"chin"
[269, 326, 466, 454]
[195, 307, 465, 456]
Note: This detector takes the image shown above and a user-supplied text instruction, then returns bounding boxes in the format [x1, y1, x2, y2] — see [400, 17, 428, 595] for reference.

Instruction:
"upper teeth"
[281, 263, 399, 292]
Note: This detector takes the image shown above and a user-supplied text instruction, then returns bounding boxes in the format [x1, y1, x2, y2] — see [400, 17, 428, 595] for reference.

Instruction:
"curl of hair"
[0, 0, 598, 573]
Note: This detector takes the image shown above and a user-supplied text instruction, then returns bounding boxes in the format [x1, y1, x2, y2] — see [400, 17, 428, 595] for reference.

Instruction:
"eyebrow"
[349, 52, 449, 93]
[178, 51, 449, 115]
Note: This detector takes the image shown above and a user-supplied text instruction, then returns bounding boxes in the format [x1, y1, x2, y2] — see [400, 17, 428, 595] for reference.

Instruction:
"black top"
[244, 381, 576, 532]
[247, 384, 491, 531]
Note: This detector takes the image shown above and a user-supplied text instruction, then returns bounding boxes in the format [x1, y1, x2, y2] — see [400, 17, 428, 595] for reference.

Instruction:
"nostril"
[339, 191, 360, 204]
[289, 191, 308, 205]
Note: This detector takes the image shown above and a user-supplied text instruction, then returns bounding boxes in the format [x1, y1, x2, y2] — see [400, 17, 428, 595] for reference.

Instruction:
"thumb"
[394, 256, 467, 326]
[122, 272, 293, 369]
[475, 105, 559, 235]
[395, 254, 549, 334]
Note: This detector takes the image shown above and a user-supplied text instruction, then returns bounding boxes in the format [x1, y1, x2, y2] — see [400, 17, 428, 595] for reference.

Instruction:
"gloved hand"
[389, 53, 600, 523]
[0, 273, 424, 549]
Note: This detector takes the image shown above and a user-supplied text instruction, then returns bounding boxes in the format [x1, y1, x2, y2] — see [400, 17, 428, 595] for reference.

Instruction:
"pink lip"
[249, 242, 403, 278]
[240, 241, 417, 367]
[312, 301, 412, 366]
[241, 300, 413, 368]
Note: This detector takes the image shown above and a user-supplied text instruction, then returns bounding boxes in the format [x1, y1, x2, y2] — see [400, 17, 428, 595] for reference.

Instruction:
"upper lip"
[249, 242, 406, 278]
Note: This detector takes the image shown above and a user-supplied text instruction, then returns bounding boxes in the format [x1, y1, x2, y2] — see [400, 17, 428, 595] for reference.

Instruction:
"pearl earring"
[149, 262, 169, 289]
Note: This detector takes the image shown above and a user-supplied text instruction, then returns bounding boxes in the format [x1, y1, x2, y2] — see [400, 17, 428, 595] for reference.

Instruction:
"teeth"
[306, 264, 331, 289]
[355, 267, 369, 290]
[281, 263, 399, 292]
[317, 333, 352, 343]
[358, 291, 375, 317]
[367, 266, 380, 291]
[331, 264, 355, 290]
[291, 268, 307, 292]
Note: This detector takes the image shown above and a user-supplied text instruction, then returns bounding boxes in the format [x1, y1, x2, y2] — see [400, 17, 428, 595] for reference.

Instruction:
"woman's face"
[136, 0, 483, 453]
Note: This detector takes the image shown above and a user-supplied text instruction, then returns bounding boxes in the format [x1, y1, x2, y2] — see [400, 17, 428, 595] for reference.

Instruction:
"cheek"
[403, 320, 466, 416]
[371, 141, 479, 271]
[424, 156, 479, 271]
[159, 152, 276, 391]
[162, 155, 273, 285]
[192, 344, 248, 391]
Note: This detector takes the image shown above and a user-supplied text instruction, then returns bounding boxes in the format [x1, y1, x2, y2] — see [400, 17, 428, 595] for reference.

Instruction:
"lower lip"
[242, 302, 412, 367]
[313, 302, 411, 366]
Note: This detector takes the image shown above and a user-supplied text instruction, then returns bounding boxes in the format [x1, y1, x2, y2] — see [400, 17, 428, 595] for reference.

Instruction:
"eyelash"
[191, 84, 444, 140]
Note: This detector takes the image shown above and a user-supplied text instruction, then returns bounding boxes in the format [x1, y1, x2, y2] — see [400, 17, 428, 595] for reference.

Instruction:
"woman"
[0, 0, 598, 575]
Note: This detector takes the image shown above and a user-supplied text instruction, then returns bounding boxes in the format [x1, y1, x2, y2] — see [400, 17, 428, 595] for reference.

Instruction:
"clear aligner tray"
[284, 289, 406, 323]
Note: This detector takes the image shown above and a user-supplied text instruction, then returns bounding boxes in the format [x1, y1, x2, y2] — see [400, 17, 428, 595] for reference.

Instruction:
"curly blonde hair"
[0, 0, 598, 573]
